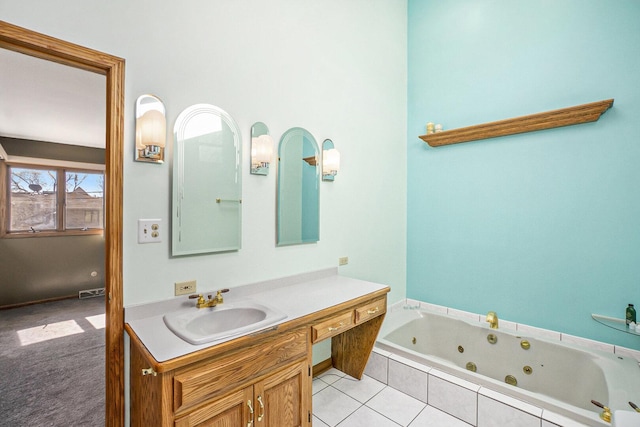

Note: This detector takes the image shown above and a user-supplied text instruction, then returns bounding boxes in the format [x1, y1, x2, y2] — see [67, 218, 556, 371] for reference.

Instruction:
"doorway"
[0, 20, 125, 426]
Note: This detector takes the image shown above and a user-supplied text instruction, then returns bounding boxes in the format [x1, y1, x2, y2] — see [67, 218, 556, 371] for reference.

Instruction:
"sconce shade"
[136, 109, 166, 150]
[323, 148, 341, 176]
[252, 135, 273, 166]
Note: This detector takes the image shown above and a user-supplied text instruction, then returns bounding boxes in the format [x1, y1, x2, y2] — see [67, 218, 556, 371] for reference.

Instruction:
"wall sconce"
[135, 94, 166, 163]
[322, 139, 340, 181]
[250, 122, 274, 175]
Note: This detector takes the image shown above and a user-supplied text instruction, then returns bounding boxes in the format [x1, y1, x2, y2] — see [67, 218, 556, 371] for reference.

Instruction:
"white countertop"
[125, 268, 389, 362]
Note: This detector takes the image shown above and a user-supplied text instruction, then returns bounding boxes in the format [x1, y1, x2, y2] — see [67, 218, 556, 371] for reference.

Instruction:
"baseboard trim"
[312, 358, 334, 377]
[0, 294, 78, 310]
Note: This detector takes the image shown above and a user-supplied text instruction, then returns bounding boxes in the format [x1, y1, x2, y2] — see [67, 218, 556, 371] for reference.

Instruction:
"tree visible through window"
[8, 165, 104, 233]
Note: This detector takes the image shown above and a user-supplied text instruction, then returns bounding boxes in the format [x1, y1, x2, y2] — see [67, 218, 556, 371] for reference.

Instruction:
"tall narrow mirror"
[172, 104, 242, 255]
[277, 127, 320, 246]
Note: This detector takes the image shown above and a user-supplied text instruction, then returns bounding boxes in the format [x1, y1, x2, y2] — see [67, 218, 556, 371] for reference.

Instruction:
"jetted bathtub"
[375, 307, 640, 426]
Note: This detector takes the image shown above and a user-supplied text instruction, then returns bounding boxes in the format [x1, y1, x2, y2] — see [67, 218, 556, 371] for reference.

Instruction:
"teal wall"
[407, 0, 640, 349]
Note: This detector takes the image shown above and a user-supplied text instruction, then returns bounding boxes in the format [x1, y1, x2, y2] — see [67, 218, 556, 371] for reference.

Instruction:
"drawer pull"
[247, 400, 254, 427]
[328, 322, 345, 332]
[257, 395, 265, 421]
[367, 307, 380, 315]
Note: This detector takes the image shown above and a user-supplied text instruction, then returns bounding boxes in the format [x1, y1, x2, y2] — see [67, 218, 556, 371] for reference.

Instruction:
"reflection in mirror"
[135, 94, 166, 163]
[250, 122, 274, 175]
[322, 139, 341, 182]
[277, 127, 320, 246]
[172, 104, 242, 256]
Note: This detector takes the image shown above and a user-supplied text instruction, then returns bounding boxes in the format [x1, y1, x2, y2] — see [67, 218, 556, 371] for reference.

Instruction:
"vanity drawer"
[173, 328, 308, 413]
[355, 297, 386, 324]
[311, 311, 354, 343]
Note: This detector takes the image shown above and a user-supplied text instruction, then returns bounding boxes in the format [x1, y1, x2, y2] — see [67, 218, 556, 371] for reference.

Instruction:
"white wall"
[2, 0, 407, 357]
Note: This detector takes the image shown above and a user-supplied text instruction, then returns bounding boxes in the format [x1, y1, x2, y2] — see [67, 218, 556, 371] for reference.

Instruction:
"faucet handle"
[215, 288, 230, 302]
[188, 294, 205, 306]
[591, 400, 611, 423]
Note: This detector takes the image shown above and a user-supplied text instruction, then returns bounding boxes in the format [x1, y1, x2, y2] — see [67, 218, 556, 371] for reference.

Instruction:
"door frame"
[0, 21, 125, 426]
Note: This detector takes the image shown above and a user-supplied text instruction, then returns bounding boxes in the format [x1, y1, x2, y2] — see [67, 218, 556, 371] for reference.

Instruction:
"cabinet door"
[174, 387, 252, 427]
[254, 360, 311, 427]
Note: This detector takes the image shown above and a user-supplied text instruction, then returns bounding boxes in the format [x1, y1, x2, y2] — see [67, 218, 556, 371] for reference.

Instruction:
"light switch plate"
[138, 219, 162, 243]
[338, 256, 349, 266]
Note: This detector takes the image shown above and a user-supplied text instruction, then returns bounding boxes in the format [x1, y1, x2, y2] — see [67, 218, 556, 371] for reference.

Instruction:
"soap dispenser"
[626, 304, 636, 326]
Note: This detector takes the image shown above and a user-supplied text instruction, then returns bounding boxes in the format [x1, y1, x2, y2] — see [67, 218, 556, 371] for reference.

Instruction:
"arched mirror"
[277, 127, 319, 246]
[172, 104, 242, 255]
[135, 94, 166, 163]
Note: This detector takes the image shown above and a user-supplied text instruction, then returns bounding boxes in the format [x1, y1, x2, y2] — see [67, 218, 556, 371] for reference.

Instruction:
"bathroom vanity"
[125, 270, 389, 426]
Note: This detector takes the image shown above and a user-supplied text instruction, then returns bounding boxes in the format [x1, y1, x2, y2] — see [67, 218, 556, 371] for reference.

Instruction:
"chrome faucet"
[189, 288, 229, 309]
[486, 311, 499, 329]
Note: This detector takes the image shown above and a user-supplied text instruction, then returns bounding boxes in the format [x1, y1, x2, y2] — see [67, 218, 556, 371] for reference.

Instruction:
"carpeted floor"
[0, 297, 105, 426]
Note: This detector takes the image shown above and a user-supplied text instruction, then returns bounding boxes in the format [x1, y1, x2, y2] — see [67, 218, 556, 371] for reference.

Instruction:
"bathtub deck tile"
[419, 302, 448, 314]
[366, 386, 426, 427]
[391, 299, 410, 312]
[516, 323, 561, 341]
[478, 394, 540, 427]
[388, 352, 432, 373]
[429, 368, 481, 392]
[388, 358, 429, 403]
[499, 319, 518, 332]
[428, 373, 478, 426]
[478, 387, 543, 418]
[447, 308, 481, 322]
[405, 298, 422, 308]
[614, 345, 640, 363]
[541, 409, 591, 427]
[560, 333, 614, 354]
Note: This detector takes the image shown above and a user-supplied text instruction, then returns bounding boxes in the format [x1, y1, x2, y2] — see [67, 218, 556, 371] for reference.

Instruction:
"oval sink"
[163, 300, 287, 345]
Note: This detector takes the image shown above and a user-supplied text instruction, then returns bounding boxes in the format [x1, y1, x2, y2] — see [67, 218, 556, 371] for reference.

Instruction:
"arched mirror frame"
[0, 21, 125, 426]
[276, 127, 320, 246]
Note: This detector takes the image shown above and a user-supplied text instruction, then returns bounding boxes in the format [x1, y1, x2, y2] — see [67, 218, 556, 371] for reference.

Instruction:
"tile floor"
[313, 368, 470, 427]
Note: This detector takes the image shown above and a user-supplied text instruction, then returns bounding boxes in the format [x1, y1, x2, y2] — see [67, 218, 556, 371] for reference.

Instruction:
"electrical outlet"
[175, 280, 196, 296]
[338, 256, 349, 266]
[138, 219, 162, 243]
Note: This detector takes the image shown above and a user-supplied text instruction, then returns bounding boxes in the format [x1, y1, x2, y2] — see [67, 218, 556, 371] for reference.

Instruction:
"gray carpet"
[0, 297, 105, 426]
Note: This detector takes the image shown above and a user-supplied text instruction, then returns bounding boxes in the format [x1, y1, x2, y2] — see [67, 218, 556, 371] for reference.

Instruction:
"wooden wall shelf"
[419, 99, 614, 147]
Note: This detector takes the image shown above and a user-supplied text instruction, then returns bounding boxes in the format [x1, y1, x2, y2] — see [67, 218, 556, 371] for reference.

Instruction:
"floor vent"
[79, 287, 105, 299]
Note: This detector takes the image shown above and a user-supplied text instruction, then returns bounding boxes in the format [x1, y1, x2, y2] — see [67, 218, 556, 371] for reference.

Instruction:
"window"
[6, 164, 104, 236]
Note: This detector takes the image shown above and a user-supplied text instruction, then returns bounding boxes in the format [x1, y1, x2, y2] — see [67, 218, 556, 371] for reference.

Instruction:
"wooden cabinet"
[130, 327, 311, 427]
[127, 290, 389, 427]
[174, 361, 308, 427]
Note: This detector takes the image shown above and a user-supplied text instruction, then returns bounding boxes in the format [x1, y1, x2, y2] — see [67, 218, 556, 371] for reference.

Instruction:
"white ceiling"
[0, 48, 106, 148]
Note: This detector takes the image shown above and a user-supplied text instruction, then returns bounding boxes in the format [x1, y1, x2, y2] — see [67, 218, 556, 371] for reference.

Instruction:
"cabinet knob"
[328, 322, 345, 332]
